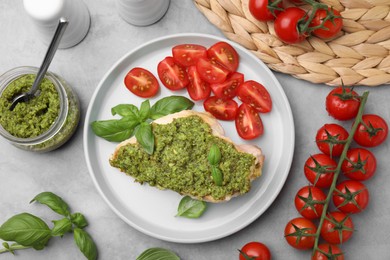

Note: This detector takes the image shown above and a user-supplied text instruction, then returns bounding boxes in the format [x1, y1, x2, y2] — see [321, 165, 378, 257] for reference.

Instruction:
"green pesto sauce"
[0, 74, 60, 138]
[110, 116, 256, 200]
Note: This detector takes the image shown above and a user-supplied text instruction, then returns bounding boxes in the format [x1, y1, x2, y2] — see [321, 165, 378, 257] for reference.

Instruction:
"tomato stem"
[312, 91, 369, 254]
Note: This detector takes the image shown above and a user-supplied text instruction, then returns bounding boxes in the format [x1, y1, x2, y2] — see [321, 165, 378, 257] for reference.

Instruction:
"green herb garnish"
[176, 196, 207, 219]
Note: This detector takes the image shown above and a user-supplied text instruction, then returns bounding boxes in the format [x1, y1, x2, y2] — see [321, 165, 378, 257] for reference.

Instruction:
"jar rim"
[0, 66, 69, 145]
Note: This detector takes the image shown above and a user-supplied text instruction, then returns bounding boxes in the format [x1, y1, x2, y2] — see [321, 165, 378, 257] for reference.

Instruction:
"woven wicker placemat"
[194, 0, 390, 86]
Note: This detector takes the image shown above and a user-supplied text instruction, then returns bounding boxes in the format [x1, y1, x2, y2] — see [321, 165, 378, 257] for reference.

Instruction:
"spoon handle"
[29, 18, 69, 95]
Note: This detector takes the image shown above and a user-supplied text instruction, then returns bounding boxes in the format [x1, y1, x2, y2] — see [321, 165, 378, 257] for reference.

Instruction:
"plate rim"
[83, 32, 295, 243]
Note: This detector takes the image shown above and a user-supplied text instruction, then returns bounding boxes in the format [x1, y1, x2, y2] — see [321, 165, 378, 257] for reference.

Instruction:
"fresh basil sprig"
[91, 95, 194, 154]
[0, 192, 97, 259]
[136, 247, 180, 260]
[176, 196, 207, 219]
[208, 144, 223, 186]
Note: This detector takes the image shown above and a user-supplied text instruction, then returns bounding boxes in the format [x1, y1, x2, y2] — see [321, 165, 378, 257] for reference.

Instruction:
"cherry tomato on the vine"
[312, 244, 344, 260]
[320, 211, 354, 244]
[310, 8, 343, 39]
[235, 103, 264, 140]
[284, 217, 317, 250]
[332, 180, 369, 214]
[248, 0, 283, 22]
[326, 86, 360, 121]
[239, 242, 271, 260]
[354, 114, 388, 147]
[237, 80, 272, 113]
[203, 96, 238, 121]
[207, 41, 239, 72]
[304, 154, 337, 188]
[274, 7, 308, 44]
[124, 67, 159, 98]
[157, 57, 189, 90]
[316, 123, 349, 157]
[294, 186, 326, 219]
[341, 148, 377, 181]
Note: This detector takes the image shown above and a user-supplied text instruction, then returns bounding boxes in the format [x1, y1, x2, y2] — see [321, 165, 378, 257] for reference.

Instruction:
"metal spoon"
[9, 18, 69, 111]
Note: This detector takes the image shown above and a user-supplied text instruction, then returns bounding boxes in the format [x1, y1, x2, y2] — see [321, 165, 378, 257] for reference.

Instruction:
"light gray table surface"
[1, 0, 389, 259]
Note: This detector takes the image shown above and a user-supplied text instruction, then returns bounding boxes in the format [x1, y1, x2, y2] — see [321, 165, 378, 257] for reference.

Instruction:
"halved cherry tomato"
[284, 217, 317, 250]
[320, 211, 354, 244]
[239, 242, 271, 260]
[249, 0, 283, 22]
[157, 57, 189, 90]
[172, 44, 207, 67]
[187, 66, 211, 101]
[207, 41, 239, 72]
[210, 72, 244, 99]
[196, 57, 230, 84]
[310, 8, 343, 39]
[332, 180, 369, 214]
[312, 244, 344, 260]
[274, 7, 308, 44]
[326, 86, 360, 121]
[237, 80, 272, 113]
[304, 154, 337, 188]
[353, 114, 388, 147]
[315, 123, 349, 157]
[235, 103, 264, 140]
[124, 67, 159, 98]
[203, 96, 238, 121]
[294, 186, 326, 219]
[341, 148, 377, 181]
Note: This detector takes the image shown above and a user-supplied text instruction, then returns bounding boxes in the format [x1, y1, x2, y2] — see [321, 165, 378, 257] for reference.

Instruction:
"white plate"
[83, 33, 294, 243]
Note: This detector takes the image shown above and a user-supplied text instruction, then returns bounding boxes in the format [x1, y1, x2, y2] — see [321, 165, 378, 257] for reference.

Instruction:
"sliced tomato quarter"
[207, 41, 239, 72]
[157, 56, 189, 90]
[237, 80, 272, 113]
[172, 44, 207, 67]
[203, 96, 238, 121]
[187, 66, 211, 101]
[124, 67, 159, 98]
[235, 103, 264, 140]
[210, 72, 244, 99]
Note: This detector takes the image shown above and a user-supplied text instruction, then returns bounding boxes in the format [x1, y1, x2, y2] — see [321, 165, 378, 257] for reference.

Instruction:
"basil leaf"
[211, 166, 223, 186]
[91, 117, 139, 142]
[176, 196, 207, 218]
[150, 96, 194, 120]
[73, 228, 98, 260]
[135, 122, 154, 155]
[51, 218, 72, 237]
[139, 100, 151, 121]
[208, 144, 221, 166]
[30, 192, 70, 217]
[0, 213, 51, 249]
[71, 213, 88, 229]
[111, 104, 140, 118]
[136, 247, 180, 260]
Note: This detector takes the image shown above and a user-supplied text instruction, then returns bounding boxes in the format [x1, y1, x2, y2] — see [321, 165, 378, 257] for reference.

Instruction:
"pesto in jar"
[0, 74, 60, 138]
[110, 116, 256, 201]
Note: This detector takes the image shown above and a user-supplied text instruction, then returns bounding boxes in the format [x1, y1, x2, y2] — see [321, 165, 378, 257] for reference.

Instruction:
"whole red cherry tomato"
[320, 211, 354, 244]
[316, 124, 349, 157]
[332, 180, 369, 214]
[326, 86, 360, 121]
[304, 154, 337, 188]
[274, 7, 308, 44]
[353, 114, 388, 147]
[284, 217, 317, 250]
[248, 0, 283, 22]
[341, 148, 377, 181]
[310, 8, 343, 39]
[294, 186, 326, 219]
[312, 244, 344, 260]
[239, 242, 271, 260]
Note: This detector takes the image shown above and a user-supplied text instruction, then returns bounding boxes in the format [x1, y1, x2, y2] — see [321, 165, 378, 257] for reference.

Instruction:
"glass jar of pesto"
[0, 66, 80, 152]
